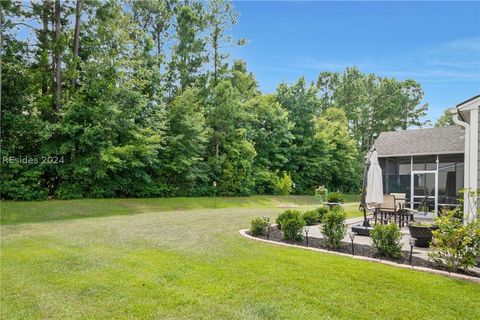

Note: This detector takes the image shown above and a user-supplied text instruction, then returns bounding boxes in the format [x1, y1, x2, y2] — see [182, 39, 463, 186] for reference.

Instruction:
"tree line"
[0, 0, 428, 200]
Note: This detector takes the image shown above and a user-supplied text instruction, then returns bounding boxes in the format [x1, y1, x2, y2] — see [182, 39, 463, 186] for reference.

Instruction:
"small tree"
[428, 210, 480, 272]
[315, 185, 327, 203]
[274, 171, 294, 208]
[370, 223, 402, 259]
[282, 212, 305, 241]
[250, 217, 270, 236]
[276, 209, 301, 230]
[321, 207, 347, 248]
[302, 209, 320, 225]
[274, 171, 293, 196]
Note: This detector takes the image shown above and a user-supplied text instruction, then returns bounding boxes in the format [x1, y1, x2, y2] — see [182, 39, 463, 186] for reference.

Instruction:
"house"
[371, 95, 479, 221]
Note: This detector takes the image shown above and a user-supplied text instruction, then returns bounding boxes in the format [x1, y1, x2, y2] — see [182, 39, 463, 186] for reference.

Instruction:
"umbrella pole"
[360, 147, 375, 227]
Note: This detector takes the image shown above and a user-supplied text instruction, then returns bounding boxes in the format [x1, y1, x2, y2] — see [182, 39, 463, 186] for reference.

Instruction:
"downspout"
[452, 108, 471, 222]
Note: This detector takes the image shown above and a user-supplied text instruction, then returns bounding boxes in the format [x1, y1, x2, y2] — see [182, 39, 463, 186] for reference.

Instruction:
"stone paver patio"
[307, 216, 480, 274]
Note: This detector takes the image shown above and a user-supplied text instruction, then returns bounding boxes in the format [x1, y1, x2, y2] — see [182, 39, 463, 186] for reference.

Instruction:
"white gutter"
[451, 108, 471, 222]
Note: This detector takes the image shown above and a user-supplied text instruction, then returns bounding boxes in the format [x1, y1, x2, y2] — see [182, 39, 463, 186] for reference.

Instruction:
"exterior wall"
[451, 97, 480, 221]
[465, 106, 478, 216]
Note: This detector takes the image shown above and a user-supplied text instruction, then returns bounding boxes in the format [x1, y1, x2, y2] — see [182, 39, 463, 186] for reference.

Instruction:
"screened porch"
[378, 154, 464, 216]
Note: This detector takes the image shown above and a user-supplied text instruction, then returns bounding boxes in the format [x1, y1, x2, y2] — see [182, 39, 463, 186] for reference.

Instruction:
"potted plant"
[408, 222, 437, 247]
[315, 185, 328, 203]
[326, 191, 344, 204]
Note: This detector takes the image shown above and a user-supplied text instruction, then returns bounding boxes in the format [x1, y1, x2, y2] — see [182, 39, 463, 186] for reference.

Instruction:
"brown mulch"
[249, 226, 480, 278]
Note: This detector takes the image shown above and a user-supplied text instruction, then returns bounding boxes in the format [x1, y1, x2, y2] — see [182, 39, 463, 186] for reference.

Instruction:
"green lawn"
[0, 195, 360, 225]
[1, 196, 479, 319]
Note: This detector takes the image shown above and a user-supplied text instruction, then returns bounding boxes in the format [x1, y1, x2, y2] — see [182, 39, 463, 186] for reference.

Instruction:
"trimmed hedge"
[250, 217, 270, 236]
[370, 223, 402, 259]
[321, 207, 347, 248]
[276, 209, 301, 230]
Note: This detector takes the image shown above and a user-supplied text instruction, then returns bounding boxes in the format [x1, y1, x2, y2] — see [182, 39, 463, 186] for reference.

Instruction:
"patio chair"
[375, 194, 397, 225]
[390, 193, 406, 210]
[390, 193, 413, 227]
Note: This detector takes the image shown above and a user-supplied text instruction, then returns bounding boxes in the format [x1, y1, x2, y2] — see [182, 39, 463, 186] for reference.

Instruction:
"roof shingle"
[373, 125, 464, 157]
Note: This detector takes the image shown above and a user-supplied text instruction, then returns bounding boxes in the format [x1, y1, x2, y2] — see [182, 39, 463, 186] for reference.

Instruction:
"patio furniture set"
[372, 193, 415, 228]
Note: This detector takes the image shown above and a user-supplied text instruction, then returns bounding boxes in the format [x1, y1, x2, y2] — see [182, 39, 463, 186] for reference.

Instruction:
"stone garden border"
[239, 229, 480, 284]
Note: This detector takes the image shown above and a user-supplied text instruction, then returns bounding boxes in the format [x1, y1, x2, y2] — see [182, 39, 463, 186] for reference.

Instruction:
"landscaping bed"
[248, 225, 480, 278]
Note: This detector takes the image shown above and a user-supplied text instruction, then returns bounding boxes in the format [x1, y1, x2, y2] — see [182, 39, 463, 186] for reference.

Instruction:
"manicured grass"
[343, 193, 360, 203]
[1, 200, 479, 319]
[1, 195, 360, 225]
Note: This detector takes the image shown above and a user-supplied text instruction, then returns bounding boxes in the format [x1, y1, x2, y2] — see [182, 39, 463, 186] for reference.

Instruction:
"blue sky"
[231, 1, 480, 124]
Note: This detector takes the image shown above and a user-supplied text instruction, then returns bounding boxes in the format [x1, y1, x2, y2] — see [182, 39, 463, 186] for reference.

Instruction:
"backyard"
[1, 196, 479, 319]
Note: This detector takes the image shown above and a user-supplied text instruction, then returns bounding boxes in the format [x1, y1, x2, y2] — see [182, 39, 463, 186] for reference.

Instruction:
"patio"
[307, 215, 480, 274]
[307, 216, 427, 259]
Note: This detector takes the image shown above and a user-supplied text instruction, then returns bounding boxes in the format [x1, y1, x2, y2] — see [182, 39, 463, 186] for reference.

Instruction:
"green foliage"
[206, 80, 256, 196]
[435, 109, 454, 127]
[0, 164, 47, 200]
[428, 211, 480, 272]
[0, 35, 47, 200]
[326, 191, 345, 203]
[276, 209, 302, 230]
[171, 5, 207, 91]
[1, 1, 430, 200]
[315, 206, 329, 222]
[161, 88, 209, 196]
[247, 94, 293, 194]
[250, 216, 270, 236]
[315, 185, 328, 202]
[282, 211, 305, 241]
[321, 207, 347, 248]
[275, 78, 329, 194]
[273, 171, 293, 196]
[302, 210, 320, 225]
[370, 224, 403, 259]
[314, 109, 361, 192]
[317, 67, 429, 153]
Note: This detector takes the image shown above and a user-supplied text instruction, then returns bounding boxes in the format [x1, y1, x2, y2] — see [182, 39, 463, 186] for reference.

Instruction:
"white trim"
[457, 97, 480, 111]
[377, 150, 464, 158]
[410, 156, 414, 210]
[411, 170, 438, 216]
[436, 155, 439, 218]
[469, 109, 478, 191]
[452, 110, 471, 221]
[411, 170, 437, 174]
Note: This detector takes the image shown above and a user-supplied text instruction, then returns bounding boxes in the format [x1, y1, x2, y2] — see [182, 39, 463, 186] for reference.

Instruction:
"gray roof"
[374, 125, 464, 157]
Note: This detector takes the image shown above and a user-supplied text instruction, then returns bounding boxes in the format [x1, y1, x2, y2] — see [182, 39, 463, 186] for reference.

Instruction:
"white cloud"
[276, 37, 480, 83]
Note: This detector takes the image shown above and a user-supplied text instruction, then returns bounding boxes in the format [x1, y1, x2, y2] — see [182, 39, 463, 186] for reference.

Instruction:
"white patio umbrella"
[365, 150, 383, 206]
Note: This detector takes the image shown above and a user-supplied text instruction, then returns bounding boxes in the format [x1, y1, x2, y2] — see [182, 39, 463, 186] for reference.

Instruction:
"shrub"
[250, 217, 270, 236]
[273, 171, 293, 196]
[315, 185, 327, 202]
[428, 210, 480, 272]
[276, 209, 301, 230]
[326, 191, 345, 203]
[1, 164, 48, 200]
[315, 206, 329, 222]
[321, 207, 347, 248]
[302, 210, 320, 225]
[370, 223, 403, 259]
[282, 212, 305, 241]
